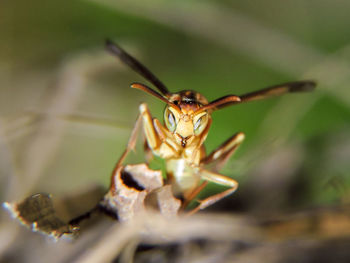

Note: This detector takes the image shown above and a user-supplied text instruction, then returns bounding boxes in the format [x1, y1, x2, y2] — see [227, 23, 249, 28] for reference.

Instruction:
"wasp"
[106, 40, 315, 214]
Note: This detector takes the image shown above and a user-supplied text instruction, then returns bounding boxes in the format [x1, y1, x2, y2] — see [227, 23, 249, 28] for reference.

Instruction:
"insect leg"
[187, 169, 238, 215]
[110, 114, 143, 190]
[114, 113, 143, 169]
[114, 102, 177, 173]
[140, 103, 181, 159]
[182, 132, 243, 210]
[114, 102, 161, 169]
[139, 103, 162, 150]
[201, 132, 245, 171]
[181, 181, 208, 209]
[143, 139, 153, 163]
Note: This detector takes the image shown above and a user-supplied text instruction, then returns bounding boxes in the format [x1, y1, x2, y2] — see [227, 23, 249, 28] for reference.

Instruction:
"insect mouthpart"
[173, 132, 191, 148]
[181, 136, 191, 147]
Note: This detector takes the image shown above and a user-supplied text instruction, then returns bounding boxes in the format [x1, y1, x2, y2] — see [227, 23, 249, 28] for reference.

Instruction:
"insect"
[106, 40, 316, 214]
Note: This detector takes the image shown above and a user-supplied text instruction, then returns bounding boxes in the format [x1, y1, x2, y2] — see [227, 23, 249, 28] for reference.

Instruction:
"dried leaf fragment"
[3, 193, 78, 239]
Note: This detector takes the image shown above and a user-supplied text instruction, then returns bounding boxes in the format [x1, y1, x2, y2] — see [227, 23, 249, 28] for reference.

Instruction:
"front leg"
[201, 132, 245, 171]
[139, 103, 161, 150]
[114, 103, 162, 169]
[184, 132, 244, 212]
[115, 102, 179, 170]
[187, 169, 239, 215]
[140, 103, 180, 158]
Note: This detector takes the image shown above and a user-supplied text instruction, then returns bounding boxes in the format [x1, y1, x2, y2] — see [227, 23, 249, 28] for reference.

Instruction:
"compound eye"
[194, 113, 208, 135]
[164, 107, 177, 132]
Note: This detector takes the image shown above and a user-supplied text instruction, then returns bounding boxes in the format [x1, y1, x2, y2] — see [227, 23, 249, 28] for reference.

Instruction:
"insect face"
[164, 105, 209, 138]
[163, 91, 211, 147]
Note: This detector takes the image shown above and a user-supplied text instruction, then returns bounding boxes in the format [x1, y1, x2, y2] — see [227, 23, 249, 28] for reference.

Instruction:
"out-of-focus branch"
[74, 212, 260, 263]
[16, 50, 127, 198]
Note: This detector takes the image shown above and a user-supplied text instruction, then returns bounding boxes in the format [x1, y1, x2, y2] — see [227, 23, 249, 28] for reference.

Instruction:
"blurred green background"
[1, 0, 350, 218]
[1, 0, 350, 262]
